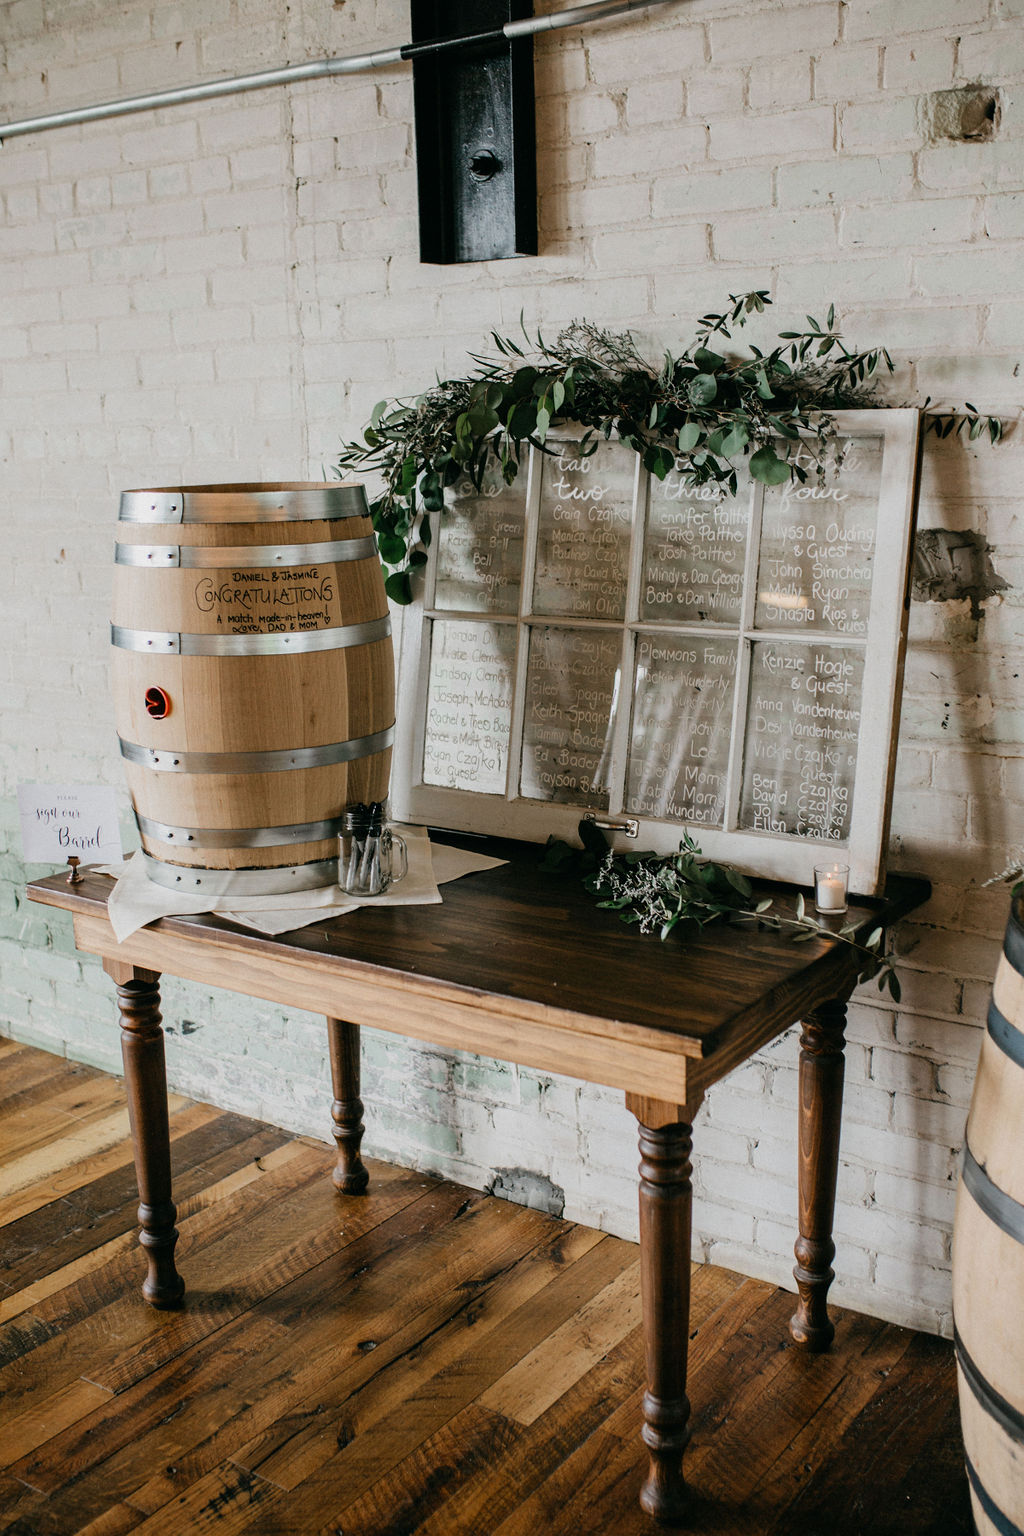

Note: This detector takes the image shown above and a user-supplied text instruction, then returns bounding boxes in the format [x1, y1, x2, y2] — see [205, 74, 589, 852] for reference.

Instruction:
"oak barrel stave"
[111, 483, 394, 877]
[952, 897, 1024, 1536]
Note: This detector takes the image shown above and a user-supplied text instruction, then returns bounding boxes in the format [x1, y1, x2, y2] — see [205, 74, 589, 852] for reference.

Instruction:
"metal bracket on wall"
[410, 1, 537, 264]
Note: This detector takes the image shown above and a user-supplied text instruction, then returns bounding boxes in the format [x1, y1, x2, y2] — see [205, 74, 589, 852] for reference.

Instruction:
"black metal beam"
[411, 0, 538, 265]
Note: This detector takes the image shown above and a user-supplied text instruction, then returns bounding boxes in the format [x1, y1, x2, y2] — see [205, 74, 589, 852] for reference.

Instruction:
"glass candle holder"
[814, 862, 849, 915]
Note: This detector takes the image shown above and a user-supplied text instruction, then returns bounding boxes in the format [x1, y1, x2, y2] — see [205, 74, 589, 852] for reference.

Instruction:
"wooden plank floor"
[0, 1038, 970, 1535]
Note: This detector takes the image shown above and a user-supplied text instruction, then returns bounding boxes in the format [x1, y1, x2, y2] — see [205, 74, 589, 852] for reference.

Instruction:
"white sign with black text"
[17, 784, 123, 865]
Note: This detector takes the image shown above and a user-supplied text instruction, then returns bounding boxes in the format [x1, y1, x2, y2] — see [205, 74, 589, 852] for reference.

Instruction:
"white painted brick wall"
[3, 0, 1024, 1339]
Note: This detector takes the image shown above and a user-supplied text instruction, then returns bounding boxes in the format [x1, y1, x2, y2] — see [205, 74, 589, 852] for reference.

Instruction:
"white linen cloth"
[97, 826, 505, 942]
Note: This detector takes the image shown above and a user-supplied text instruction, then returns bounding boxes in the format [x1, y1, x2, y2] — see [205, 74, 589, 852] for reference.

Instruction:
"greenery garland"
[542, 825, 901, 1001]
[335, 289, 1001, 603]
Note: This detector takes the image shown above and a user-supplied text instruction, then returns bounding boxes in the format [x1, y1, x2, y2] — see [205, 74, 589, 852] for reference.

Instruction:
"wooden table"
[27, 842, 929, 1525]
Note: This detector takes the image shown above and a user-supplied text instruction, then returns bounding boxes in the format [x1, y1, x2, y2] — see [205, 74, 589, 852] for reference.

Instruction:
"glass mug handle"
[381, 827, 408, 890]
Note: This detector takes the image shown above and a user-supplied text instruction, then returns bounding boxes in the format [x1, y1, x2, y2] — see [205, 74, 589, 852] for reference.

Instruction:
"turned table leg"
[790, 995, 849, 1351]
[104, 960, 185, 1308]
[626, 1091, 704, 1524]
[327, 1016, 369, 1195]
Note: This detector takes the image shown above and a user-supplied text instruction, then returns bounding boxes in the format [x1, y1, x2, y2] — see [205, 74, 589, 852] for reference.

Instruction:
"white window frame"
[391, 409, 920, 896]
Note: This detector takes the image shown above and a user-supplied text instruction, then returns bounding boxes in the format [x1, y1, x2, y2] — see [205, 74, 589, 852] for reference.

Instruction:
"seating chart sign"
[627, 636, 737, 826]
[533, 441, 634, 620]
[398, 412, 920, 894]
[422, 619, 516, 795]
[520, 627, 622, 809]
[434, 466, 525, 615]
[642, 467, 752, 625]
[755, 437, 881, 637]
[739, 642, 863, 841]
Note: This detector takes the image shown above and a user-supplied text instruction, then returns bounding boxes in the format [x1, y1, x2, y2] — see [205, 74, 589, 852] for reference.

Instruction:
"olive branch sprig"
[543, 829, 901, 1001]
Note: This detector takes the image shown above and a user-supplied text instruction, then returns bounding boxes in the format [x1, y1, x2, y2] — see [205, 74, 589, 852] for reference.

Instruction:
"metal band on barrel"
[140, 852, 339, 896]
[961, 1139, 1024, 1245]
[954, 1326, 1024, 1448]
[963, 1454, 1023, 1536]
[115, 535, 377, 567]
[118, 723, 394, 775]
[136, 812, 346, 848]
[987, 995, 1024, 1072]
[1003, 905, 1024, 979]
[118, 485, 369, 524]
[110, 614, 391, 656]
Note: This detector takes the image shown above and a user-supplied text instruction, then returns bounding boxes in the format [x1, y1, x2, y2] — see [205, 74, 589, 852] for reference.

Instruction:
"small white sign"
[17, 784, 123, 865]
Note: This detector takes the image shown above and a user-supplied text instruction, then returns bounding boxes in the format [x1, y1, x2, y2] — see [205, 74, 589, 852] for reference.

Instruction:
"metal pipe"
[0, 0, 678, 143]
[0, 47, 405, 140]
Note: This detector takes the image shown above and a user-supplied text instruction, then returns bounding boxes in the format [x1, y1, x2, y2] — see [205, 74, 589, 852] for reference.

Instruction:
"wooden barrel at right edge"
[952, 893, 1024, 1536]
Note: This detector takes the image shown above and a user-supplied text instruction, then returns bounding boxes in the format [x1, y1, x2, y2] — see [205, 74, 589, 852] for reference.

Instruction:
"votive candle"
[814, 862, 849, 914]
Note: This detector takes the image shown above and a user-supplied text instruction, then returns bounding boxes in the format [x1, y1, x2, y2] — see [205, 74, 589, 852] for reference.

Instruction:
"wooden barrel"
[111, 482, 394, 895]
[952, 893, 1024, 1536]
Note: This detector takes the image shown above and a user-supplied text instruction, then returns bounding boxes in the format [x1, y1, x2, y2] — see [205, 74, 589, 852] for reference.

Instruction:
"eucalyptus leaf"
[689, 372, 718, 406]
[511, 365, 539, 398]
[749, 446, 791, 486]
[466, 406, 500, 436]
[384, 570, 413, 605]
[644, 444, 676, 480]
[377, 532, 406, 565]
[721, 424, 749, 457]
[508, 400, 537, 438]
[418, 469, 444, 512]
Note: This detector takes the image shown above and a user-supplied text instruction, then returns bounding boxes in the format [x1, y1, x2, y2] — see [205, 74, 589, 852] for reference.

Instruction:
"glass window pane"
[754, 435, 882, 637]
[421, 619, 517, 794]
[739, 640, 864, 842]
[434, 466, 525, 614]
[641, 465, 752, 624]
[520, 626, 622, 809]
[532, 439, 634, 620]
[626, 635, 737, 827]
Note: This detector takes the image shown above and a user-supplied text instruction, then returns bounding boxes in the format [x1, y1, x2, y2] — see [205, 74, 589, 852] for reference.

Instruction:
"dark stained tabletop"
[27, 834, 931, 1067]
